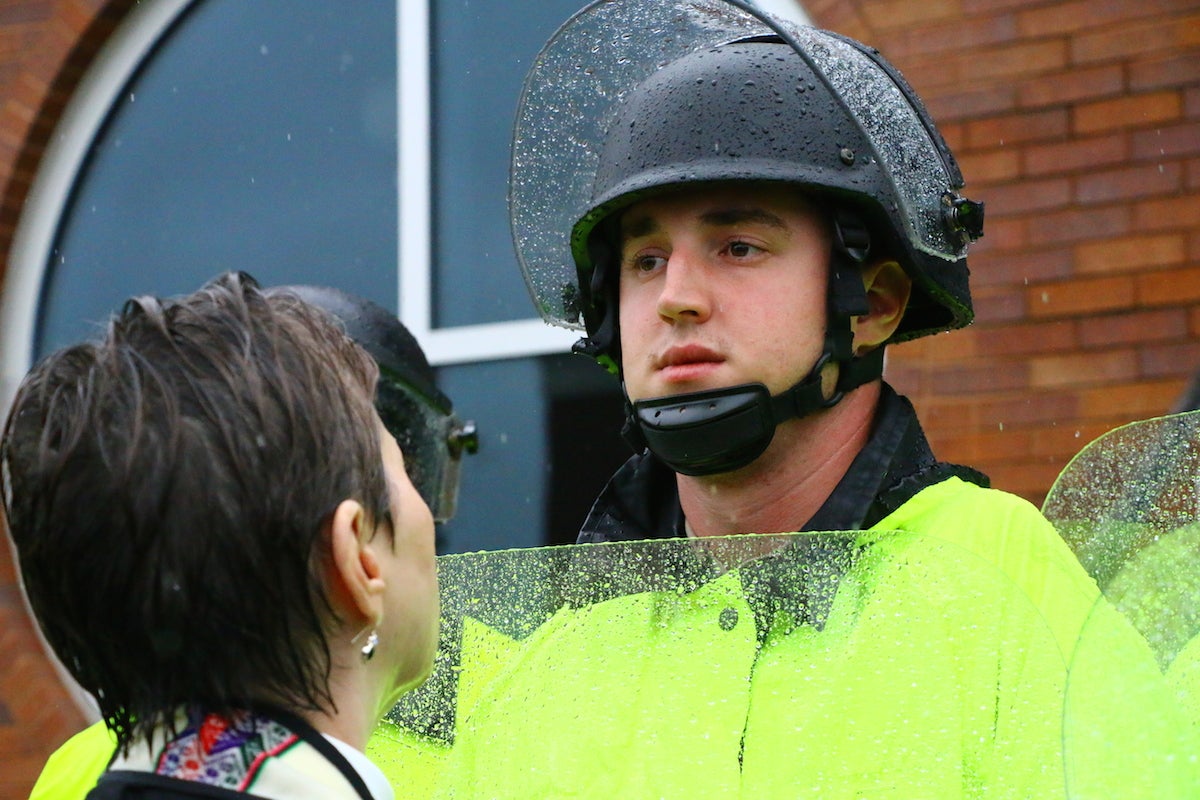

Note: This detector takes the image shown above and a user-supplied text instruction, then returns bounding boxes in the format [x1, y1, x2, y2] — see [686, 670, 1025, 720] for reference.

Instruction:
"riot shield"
[370, 530, 1087, 798]
[1044, 410, 1200, 797]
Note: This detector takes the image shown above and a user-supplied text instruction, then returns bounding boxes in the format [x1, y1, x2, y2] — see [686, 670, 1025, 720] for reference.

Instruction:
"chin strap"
[620, 209, 888, 476]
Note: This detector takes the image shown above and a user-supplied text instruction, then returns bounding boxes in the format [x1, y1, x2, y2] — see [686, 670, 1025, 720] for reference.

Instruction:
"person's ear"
[851, 260, 912, 355]
[328, 499, 386, 625]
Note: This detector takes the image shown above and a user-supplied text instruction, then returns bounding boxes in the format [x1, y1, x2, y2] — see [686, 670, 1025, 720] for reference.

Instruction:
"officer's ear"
[851, 260, 911, 355]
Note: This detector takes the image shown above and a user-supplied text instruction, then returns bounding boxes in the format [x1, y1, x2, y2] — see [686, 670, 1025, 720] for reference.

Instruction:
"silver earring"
[360, 630, 379, 662]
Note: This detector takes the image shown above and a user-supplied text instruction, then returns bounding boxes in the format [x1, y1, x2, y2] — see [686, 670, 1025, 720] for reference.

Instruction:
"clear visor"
[510, 0, 965, 329]
[377, 376, 478, 523]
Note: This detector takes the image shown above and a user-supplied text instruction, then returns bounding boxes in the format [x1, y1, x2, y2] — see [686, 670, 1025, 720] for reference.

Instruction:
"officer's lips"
[655, 345, 725, 383]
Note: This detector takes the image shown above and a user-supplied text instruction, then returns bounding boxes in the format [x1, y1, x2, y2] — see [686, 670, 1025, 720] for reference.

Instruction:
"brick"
[1078, 308, 1190, 348]
[1076, 162, 1183, 204]
[1017, 64, 1126, 110]
[971, 246, 1073, 289]
[1079, 379, 1189, 419]
[919, 397, 981, 434]
[941, 120, 967, 153]
[926, 85, 1017, 123]
[1140, 341, 1200, 379]
[976, 39, 1069, 83]
[1132, 122, 1200, 161]
[1130, 53, 1200, 92]
[1017, 0, 1200, 38]
[1075, 233, 1187, 275]
[966, 109, 1069, 149]
[1138, 266, 1200, 306]
[883, 363, 922, 397]
[972, 285, 1027, 322]
[1023, 133, 1128, 178]
[1027, 275, 1136, 318]
[931, 391, 1079, 431]
[930, 361, 1029, 395]
[985, 177, 1072, 216]
[859, 0, 964, 30]
[1192, 306, 1200, 337]
[957, 147, 1020, 184]
[1029, 421, 1124, 460]
[1133, 194, 1200, 232]
[1030, 348, 1140, 390]
[972, 216, 1026, 252]
[1025, 206, 1131, 248]
[885, 12, 1017, 59]
[986, 458, 1067, 499]
[980, 319, 1076, 356]
[961, 0, 1041, 13]
[1184, 86, 1200, 118]
[1190, 158, 1200, 191]
[0, 4, 53, 25]
[893, 326, 979, 363]
[1075, 91, 1183, 136]
[1072, 14, 1200, 64]
[936, 426, 1035, 463]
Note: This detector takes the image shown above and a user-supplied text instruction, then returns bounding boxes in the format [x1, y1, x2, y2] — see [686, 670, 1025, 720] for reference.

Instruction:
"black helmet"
[578, 39, 982, 350]
[511, 0, 982, 474]
[513, 0, 981, 342]
[277, 285, 478, 521]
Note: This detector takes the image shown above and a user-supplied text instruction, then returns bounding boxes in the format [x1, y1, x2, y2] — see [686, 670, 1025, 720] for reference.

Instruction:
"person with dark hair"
[5, 272, 472, 800]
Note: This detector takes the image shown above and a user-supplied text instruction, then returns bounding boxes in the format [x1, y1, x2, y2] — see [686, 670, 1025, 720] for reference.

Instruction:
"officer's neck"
[677, 381, 880, 538]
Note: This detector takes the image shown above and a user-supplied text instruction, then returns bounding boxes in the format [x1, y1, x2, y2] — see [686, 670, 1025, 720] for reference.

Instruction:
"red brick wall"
[0, 1, 1197, 797]
[0, 3, 133, 797]
[806, 0, 1200, 502]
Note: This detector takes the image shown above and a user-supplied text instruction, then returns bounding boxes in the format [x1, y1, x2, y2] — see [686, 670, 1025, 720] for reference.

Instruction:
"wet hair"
[1, 271, 389, 750]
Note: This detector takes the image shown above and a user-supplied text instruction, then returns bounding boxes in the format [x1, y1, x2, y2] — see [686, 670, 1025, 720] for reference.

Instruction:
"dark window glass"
[40, 0, 397, 354]
[429, 0, 585, 327]
[33, 0, 627, 553]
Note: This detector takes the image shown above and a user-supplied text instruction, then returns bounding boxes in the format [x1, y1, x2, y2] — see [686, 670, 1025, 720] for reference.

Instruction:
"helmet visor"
[510, 0, 968, 329]
[376, 372, 478, 523]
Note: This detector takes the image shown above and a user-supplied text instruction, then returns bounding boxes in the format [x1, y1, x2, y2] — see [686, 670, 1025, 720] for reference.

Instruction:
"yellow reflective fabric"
[443, 570, 758, 798]
[28, 721, 113, 800]
[437, 530, 1070, 799]
[368, 616, 523, 796]
[366, 720, 450, 798]
[741, 534, 1065, 798]
[872, 477, 1103, 662]
[1168, 632, 1200, 727]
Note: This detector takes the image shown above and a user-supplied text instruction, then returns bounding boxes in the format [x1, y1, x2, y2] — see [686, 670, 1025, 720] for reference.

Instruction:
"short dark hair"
[1, 272, 389, 749]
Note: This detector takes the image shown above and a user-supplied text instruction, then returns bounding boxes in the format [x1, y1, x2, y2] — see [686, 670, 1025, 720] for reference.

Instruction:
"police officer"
[496, 0, 1185, 796]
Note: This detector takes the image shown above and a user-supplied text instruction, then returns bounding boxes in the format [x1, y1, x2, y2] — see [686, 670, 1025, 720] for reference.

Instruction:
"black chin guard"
[624, 347, 886, 477]
[628, 384, 776, 476]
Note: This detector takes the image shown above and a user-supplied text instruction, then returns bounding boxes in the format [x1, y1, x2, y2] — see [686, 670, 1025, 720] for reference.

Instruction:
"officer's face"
[618, 184, 831, 403]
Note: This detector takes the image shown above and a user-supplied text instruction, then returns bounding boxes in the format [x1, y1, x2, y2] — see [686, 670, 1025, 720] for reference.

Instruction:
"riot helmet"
[511, 0, 982, 475]
[279, 285, 478, 521]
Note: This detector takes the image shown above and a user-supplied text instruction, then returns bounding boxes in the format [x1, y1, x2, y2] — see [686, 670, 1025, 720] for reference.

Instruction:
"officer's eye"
[725, 241, 760, 258]
[629, 254, 666, 273]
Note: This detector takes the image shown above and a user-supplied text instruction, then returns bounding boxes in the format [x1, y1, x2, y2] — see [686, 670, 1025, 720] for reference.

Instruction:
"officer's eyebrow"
[620, 213, 660, 241]
[699, 207, 788, 230]
[620, 206, 788, 241]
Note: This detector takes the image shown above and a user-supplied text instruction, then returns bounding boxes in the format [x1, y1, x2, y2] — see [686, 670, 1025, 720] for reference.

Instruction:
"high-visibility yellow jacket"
[417, 479, 1185, 798]
[31, 479, 1193, 799]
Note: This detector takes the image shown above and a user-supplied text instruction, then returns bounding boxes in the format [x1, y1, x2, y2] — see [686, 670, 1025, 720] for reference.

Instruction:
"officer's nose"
[656, 250, 712, 324]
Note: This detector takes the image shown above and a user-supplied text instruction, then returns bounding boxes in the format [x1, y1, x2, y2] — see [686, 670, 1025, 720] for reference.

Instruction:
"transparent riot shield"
[368, 530, 1095, 798]
[1043, 410, 1200, 797]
